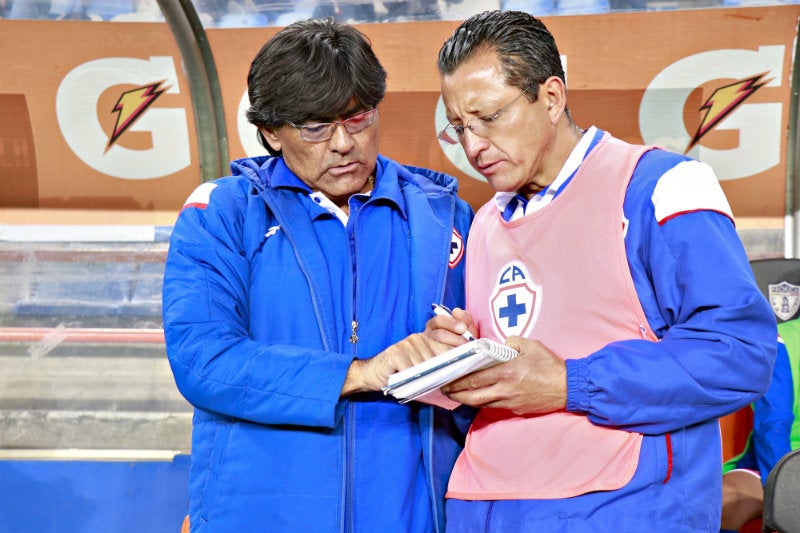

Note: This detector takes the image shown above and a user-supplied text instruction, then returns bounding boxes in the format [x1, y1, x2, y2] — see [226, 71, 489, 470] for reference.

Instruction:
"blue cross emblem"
[498, 294, 527, 328]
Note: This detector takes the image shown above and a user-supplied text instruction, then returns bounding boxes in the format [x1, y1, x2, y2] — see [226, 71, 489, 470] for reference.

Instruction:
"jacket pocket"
[197, 419, 233, 523]
[642, 432, 673, 486]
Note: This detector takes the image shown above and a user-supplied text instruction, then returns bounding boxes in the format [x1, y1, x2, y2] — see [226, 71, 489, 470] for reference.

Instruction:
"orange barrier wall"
[0, 6, 797, 220]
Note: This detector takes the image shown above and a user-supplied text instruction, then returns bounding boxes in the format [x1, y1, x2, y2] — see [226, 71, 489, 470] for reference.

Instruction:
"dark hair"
[438, 10, 565, 102]
[246, 17, 387, 154]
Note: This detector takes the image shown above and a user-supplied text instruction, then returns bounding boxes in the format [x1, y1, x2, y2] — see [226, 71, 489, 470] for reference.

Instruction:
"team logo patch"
[449, 227, 464, 269]
[489, 261, 541, 340]
[769, 281, 800, 322]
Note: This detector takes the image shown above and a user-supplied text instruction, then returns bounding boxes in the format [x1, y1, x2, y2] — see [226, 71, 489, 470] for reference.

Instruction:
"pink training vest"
[447, 134, 659, 500]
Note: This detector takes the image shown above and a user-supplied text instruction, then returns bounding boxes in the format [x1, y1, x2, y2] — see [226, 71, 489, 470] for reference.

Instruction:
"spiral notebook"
[382, 338, 519, 409]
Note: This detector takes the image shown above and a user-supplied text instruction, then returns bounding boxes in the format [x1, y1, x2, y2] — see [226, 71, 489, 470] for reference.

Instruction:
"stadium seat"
[762, 448, 800, 533]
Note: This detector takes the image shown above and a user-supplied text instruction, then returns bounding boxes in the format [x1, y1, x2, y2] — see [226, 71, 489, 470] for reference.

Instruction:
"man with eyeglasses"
[162, 17, 474, 533]
[425, 10, 776, 533]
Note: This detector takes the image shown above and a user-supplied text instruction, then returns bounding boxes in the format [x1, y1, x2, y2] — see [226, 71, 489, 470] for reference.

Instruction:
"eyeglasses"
[287, 108, 377, 142]
[437, 88, 532, 145]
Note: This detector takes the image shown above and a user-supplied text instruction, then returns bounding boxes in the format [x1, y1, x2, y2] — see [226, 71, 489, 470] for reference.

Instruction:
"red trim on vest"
[663, 433, 673, 484]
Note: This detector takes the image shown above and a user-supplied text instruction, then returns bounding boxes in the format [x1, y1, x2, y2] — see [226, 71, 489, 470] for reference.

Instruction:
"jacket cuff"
[565, 358, 590, 413]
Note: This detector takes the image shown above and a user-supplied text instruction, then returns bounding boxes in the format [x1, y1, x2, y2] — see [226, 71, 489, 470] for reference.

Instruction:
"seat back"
[749, 258, 800, 324]
[763, 448, 800, 533]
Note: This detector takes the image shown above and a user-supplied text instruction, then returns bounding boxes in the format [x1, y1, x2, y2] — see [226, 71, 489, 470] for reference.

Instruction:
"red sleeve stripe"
[182, 202, 209, 211]
[180, 182, 217, 211]
[657, 208, 735, 226]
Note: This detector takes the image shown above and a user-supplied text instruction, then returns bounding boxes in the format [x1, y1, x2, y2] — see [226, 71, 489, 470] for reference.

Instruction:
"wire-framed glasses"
[437, 88, 532, 145]
[287, 108, 377, 142]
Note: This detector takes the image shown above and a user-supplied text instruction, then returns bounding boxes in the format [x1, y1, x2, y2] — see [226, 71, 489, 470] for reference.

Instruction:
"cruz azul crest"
[449, 227, 464, 269]
[489, 261, 542, 340]
[769, 281, 800, 322]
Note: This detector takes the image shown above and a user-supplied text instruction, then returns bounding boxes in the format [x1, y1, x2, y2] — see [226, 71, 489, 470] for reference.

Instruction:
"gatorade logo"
[56, 56, 190, 180]
[639, 45, 784, 181]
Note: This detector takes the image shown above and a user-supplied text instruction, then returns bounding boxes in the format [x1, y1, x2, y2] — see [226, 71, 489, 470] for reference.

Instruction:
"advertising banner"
[0, 20, 197, 211]
[0, 5, 797, 224]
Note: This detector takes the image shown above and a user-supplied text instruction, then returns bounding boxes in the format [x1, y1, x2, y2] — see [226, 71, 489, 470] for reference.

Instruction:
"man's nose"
[461, 127, 489, 159]
[328, 123, 356, 151]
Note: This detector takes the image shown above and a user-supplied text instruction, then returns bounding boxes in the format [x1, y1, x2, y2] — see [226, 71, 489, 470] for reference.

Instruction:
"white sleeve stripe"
[652, 160, 733, 224]
[182, 182, 217, 209]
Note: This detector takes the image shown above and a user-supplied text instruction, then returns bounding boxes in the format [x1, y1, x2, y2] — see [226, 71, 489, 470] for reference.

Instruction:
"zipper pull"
[350, 320, 359, 344]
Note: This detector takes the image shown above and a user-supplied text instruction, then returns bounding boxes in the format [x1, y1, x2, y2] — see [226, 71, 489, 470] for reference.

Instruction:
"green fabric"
[777, 318, 800, 450]
[722, 433, 753, 474]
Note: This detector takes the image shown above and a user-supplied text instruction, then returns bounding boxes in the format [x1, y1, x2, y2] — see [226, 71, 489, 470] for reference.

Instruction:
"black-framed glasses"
[437, 88, 533, 145]
[287, 108, 377, 142]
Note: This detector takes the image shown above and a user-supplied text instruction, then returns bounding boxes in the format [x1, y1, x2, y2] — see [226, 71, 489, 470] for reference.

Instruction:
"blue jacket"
[163, 154, 475, 533]
[565, 138, 777, 531]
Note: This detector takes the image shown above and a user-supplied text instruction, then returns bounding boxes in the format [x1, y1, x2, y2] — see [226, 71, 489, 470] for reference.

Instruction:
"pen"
[431, 303, 476, 341]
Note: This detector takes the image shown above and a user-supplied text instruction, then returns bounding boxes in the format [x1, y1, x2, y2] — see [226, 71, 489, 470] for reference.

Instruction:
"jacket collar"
[245, 155, 408, 220]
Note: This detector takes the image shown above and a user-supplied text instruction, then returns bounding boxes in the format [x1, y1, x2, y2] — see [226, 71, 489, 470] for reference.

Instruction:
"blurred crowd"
[3, 0, 790, 24]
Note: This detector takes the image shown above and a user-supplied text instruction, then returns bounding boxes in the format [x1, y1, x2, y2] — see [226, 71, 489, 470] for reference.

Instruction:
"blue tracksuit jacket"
[163, 154, 475, 533]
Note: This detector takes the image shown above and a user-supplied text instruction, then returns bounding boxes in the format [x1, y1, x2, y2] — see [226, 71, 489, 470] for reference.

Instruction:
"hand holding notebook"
[382, 338, 519, 409]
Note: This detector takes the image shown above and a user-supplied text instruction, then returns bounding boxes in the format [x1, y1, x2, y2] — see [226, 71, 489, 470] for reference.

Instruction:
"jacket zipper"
[345, 202, 360, 533]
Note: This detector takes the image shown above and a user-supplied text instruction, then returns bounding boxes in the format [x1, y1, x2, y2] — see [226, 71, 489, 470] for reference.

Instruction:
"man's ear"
[539, 76, 567, 113]
[259, 127, 281, 154]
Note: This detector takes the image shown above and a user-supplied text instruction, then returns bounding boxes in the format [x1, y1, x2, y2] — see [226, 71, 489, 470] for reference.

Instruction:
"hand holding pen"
[431, 303, 476, 342]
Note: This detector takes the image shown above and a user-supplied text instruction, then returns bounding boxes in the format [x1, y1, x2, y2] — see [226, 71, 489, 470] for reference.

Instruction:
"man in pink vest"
[428, 10, 777, 532]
